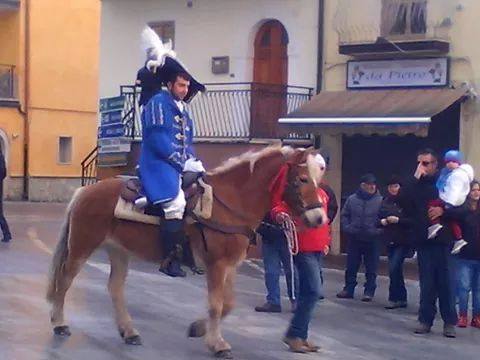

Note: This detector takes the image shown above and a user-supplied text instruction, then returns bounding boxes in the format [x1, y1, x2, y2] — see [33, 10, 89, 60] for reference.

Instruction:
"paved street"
[1, 201, 479, 360]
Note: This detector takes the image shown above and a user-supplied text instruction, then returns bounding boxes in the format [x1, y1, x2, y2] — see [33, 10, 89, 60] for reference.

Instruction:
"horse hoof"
[118, 329, 125, 338]
[53, 326, 71, 337]
[124, 335, 142, 346]
[215, 350, 233, 359]
[187, 320, 207, 338]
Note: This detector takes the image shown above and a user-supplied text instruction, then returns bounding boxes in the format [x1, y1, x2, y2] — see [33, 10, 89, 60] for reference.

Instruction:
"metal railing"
[81, 146, 98, 186]
[0, 64, 15, 99]
[120, 85, 142, 139]
[118, 82, 313, 139]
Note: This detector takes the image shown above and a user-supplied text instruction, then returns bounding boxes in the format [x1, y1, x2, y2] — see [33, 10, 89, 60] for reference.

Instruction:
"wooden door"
[251, 20, 288, 138]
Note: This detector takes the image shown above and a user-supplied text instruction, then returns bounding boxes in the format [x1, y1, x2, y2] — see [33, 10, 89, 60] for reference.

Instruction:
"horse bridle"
[190, 164, 322, 247]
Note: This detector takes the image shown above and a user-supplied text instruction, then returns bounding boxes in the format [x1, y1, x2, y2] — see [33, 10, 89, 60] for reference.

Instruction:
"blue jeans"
[456, 258, 480, 317]
[417, 245, 458, 326]
[286, 252, 323, 340]
[262, 238, 298, 305]
[344, 240, 379, 297]
[387, 245, 412, 302]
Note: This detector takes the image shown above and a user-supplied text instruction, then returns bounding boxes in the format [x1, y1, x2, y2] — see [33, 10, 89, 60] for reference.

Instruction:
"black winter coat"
[256, 214, 286, 243]
[341, 189, 383, 242]
[377, 195, 413, 246]
[398, 174, 444, 246]
[136, 66, 163, 106]
[319, 183, 339, 224]
[0, 152, 5, 181]
[443, 204, 480, 260]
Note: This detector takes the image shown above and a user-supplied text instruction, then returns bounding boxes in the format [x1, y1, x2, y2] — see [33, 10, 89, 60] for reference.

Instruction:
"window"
[0, 65, 15, 99]
[382, 0, 427, 39]
[58, 136, 72, 164]
[149, 21, 175, 49]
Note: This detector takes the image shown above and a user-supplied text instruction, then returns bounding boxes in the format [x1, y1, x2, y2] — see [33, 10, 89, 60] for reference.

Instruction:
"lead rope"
[279, 213, 298, 301]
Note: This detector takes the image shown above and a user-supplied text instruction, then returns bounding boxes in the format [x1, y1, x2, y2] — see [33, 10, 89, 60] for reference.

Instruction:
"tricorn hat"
[141, 26, 205, 103]
[156, 57, 206, 103]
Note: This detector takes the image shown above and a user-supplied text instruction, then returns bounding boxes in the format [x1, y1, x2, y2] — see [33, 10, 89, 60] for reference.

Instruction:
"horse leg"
[203, 262, 234, 358]
[105, 245, 142, 345]
[187, 266, 234, 341]
[221, 266, 236, 319]
[49, 256, 88, 336]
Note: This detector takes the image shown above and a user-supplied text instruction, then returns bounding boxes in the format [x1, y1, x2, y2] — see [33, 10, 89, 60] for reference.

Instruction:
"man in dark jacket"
[337, 174, 383, 301]
[0, 148, 11, 242]
[399, 148, 458, 338]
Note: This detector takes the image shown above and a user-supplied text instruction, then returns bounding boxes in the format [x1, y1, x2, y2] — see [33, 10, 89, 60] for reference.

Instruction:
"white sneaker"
[427, 223, 443, 239]
[451, 239, 468, 254]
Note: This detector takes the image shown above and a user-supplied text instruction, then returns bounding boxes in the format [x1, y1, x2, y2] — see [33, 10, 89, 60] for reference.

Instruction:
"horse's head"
[280, 148, 328, 227]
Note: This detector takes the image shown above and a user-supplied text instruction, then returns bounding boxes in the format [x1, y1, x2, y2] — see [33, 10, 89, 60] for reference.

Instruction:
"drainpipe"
[22, 0, 30, 199]
[315, 0, 325, 94]
[313, 0, 325, 149]
[15, 0, 30, 199]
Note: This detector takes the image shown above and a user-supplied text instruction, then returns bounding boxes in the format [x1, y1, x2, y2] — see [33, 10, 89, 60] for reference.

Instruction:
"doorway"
[251, 20, 288, 138]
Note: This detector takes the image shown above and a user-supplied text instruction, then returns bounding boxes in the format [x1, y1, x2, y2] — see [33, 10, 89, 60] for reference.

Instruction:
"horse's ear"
[287, 148, 307, 164]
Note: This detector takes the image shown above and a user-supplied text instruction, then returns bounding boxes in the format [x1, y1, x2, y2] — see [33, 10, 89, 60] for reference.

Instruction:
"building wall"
[99, 0, 319, 98]
[322, 0, 480, 168]
[1, 7, 23, 200]
[320, 0, 480, 253]
[21, 0, 101, 200]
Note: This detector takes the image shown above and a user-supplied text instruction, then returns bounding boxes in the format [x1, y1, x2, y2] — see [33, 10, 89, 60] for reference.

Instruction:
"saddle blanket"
[113, 178, 213, 225]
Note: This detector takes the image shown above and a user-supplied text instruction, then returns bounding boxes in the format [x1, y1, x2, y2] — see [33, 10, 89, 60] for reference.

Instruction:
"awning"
[279, 88, 468, 136]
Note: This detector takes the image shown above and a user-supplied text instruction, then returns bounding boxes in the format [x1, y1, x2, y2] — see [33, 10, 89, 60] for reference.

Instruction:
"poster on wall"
[347, 58, 449, 89]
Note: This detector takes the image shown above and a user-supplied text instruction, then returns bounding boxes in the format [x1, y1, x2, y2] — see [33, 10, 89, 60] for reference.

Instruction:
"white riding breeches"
[162, 187, 187, 220]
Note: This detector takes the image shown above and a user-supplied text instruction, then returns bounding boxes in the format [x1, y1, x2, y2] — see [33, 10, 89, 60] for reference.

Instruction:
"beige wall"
[27, 0, 100, 177]
[100, 0, 319, 98]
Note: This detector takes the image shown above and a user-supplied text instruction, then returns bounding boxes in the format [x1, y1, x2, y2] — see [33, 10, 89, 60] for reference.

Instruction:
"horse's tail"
[46, 187, 83, 303]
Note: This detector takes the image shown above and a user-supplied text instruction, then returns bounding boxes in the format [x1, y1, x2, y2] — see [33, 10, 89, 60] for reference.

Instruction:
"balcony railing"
[334, 0, 456, 45]
[119, 82, 313, 140]
[0, 64, 15, 99]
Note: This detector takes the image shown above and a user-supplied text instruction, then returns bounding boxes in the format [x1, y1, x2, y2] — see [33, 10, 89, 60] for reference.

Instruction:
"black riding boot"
[159, 219, 186, 277]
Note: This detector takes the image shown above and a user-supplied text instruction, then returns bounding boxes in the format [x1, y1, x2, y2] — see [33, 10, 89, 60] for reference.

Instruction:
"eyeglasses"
[418, 161, 433, 166]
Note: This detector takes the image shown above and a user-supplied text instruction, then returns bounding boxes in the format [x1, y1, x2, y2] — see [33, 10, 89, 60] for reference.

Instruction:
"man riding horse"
[138, 27, 206, 277]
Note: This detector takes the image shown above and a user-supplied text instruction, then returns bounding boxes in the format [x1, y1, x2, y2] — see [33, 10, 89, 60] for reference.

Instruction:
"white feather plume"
[141, 26, 176, 71]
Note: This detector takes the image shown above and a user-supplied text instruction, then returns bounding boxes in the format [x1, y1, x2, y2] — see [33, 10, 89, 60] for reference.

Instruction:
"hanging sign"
[347, 58, 449, 89]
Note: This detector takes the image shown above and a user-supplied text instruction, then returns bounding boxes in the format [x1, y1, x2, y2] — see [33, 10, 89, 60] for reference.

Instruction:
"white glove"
[184, 158, 206, 173]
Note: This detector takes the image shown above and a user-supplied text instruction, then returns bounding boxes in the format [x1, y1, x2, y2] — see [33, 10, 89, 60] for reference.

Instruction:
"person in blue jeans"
[445, 180, 480, 328]
[378, 176, 414, 309]
[255, 214, 298, 313]
[337, 174, 383, 302]
[271, 154, 331, 353]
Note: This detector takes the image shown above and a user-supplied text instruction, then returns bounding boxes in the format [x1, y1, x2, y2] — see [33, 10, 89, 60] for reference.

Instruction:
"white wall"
[100, 0, 319, 98]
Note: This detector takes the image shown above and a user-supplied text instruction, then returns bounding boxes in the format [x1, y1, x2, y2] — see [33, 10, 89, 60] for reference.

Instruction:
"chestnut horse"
[46, 146, 325, 359]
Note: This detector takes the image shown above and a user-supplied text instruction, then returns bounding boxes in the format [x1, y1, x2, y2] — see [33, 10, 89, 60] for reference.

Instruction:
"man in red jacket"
[272, 154, 331, 353]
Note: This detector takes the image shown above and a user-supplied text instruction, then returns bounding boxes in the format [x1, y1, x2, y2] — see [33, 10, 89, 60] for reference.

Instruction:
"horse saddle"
[114, 173, 213, 225]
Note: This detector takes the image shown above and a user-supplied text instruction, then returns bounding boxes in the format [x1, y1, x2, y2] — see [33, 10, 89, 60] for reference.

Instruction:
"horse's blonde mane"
[208, 145, 290, 176]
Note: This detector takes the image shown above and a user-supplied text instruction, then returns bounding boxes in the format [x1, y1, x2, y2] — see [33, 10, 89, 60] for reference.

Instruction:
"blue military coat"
[139, 90, 194, 204]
